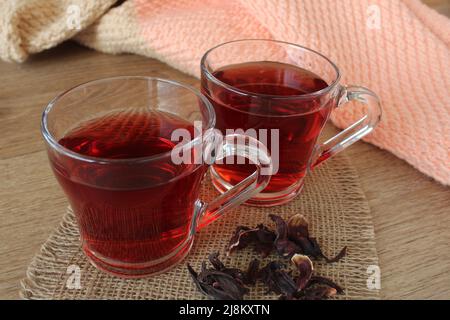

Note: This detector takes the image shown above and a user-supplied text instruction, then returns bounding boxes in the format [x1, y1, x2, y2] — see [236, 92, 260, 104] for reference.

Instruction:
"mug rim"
[41, 76, 216, 164]
[201, 39, 342, 102]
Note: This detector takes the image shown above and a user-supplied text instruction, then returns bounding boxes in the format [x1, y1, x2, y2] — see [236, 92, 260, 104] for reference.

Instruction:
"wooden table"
[1, 1, 449, 300]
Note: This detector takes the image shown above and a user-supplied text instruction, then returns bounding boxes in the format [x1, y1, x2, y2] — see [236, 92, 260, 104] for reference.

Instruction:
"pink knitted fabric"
[75, 0, 450, 185]
[1, 0, 448, 184]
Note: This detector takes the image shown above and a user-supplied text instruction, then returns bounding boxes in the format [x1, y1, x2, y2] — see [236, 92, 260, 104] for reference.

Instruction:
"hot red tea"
[50, 110, 206, 271]
[202, 61, 334, 193]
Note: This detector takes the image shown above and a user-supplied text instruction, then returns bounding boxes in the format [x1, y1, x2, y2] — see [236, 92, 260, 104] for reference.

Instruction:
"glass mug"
[41, 77, 271, 277]
[201, 39, 382, 206]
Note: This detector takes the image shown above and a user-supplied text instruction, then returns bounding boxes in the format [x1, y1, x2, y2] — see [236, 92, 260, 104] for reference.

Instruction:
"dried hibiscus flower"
[191, 212, 348, 300]
[287, 213, 310, 238]
[291, 254, 314, 290]
[187, 253, 249, 300]
[227, 224, 276, 257]
[296, 285, 338, 300]
[244, 259, 260, 285]
[290, 254, 342, 300]
[271, 214, 347, 263]
[269, 214, 303, 258]
[189, 252, 344, 300]
[258, 261, 299, 299]
[207, 252, 247, 285]
[257, 255, 342, 300]
[307, 275, 344, 294]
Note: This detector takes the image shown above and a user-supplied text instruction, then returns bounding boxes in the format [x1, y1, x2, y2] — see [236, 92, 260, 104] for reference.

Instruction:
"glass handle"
[310, 85, 382, 168]
[195, 134, 272, 230]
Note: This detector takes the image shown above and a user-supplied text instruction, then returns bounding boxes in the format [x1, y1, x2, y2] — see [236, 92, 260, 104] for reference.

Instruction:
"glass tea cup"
[201, 39, 382, 206]
[41, 76, 271, 277]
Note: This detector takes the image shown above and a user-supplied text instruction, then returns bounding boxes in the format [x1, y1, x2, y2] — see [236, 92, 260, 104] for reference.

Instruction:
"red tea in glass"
[42, 77, 271, 277]
[207, 61, 332, 193]
[201, 40, 382, 206]
[54, 110, 205, 266]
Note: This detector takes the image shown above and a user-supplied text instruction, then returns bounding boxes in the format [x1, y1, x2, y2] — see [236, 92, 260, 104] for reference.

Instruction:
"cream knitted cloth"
[1, 0, 449, 185]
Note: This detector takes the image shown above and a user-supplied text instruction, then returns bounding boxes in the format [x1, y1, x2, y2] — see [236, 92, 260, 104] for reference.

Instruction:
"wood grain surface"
[0, 1, 449, 300]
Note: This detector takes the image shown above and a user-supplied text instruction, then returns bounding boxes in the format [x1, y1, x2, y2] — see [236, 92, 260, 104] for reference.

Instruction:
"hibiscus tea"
[49, 110, 207, 273]
[202, 61, 334, 193]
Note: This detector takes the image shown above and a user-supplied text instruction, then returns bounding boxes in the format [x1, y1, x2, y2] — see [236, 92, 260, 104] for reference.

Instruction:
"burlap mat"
[20, 154, 379, 300]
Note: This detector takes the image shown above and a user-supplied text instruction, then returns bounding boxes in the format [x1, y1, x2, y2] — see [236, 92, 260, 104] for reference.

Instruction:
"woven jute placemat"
[20, 154, 379, 300]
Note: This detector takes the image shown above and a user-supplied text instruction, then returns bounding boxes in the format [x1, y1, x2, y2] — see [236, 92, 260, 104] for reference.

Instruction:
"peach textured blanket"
[1, 0, 449, 185]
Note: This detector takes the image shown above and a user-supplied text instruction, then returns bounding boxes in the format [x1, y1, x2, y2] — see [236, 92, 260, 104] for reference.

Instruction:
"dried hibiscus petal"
[301, 237, 347, 263]
[269, 214, 303, 258]
[227, 226, 253, 254]
[298, 285, 338, 300]
[284, 214, 347, 264]
[274, 238, 303, 259]
[291, 254, 314, 290]
[269, 214, 288, 239]
[258, 261, 299, 299]
[187, 255, 249, 300]
[254, 224, 276, 257]
[307, 275, 344, 294]
[287, 214, 310, 239]
[255, 224, 276, 243]
[227, 224, 275, 257]
[208, 252, 246, 284]
[322, 246, 347, 264]
[244, 259, 260, 285]
[208, 251, 226, 270]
